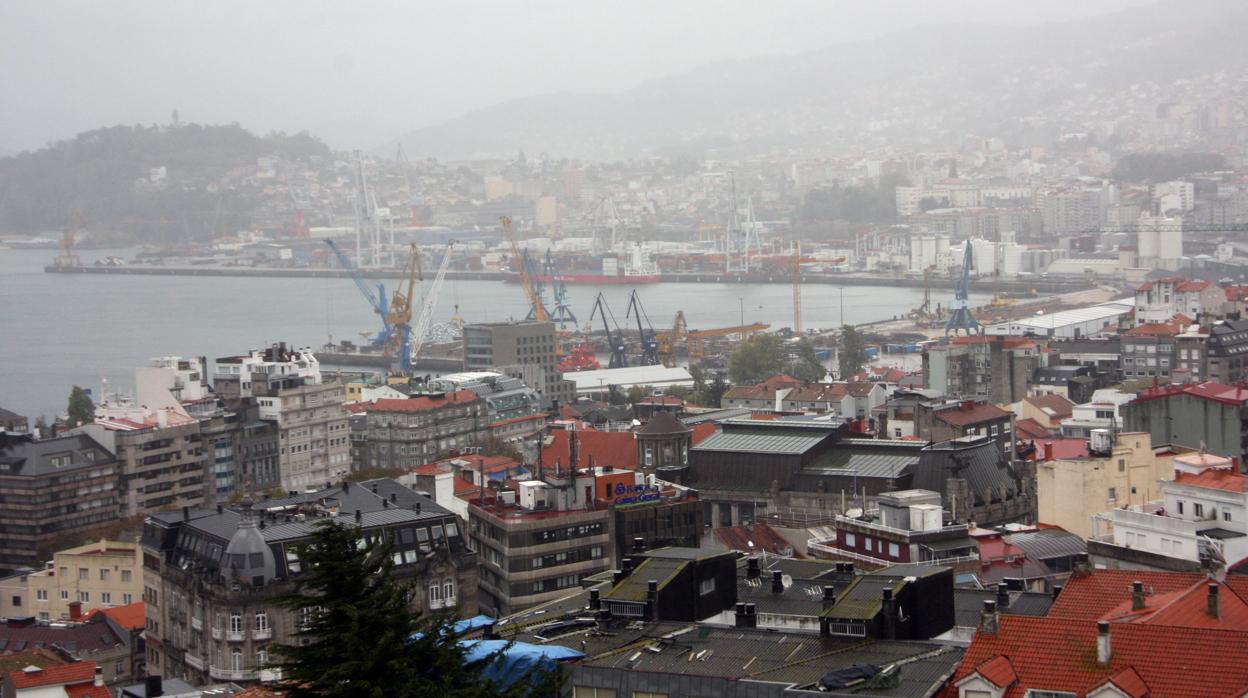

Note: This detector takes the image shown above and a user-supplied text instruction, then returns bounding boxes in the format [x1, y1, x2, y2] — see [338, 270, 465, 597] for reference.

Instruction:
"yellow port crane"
[385, 243, 422, 358]
[500, 216, 549, 322]
[687, 323, 770, 359]
[657, 311, 688, 368]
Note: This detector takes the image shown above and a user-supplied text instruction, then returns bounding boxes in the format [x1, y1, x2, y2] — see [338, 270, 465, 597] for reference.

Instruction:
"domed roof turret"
[222, 499, 276, 587]
[637, 411, 691, 437]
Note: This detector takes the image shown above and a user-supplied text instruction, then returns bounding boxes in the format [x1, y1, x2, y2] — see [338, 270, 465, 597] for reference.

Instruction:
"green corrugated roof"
[821, 576, 906, 620]
[804, 450, 920, 479]
[693, 428, 828, 455]
[603, 557, 689, 602]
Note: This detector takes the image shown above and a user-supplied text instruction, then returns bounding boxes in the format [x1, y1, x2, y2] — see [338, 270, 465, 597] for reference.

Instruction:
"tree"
[275, 520, 555, 697]
[625, 385, 648, 405]
[837, 325, 869, 380]
[788, 339, 828, 383]
[728, 334, 786, 385]
[65, 385, 94, 428]
[705, 372, 730, 408]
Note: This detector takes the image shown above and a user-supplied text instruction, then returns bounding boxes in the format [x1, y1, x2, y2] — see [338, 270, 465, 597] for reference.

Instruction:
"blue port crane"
[625, 289, 660, 366]
[590, 293, 628, 369]
[944, 241, 982, 336]
[522, 249, 547, 323]
[543, 250, 577, 329]
[324, 239, 390, 347]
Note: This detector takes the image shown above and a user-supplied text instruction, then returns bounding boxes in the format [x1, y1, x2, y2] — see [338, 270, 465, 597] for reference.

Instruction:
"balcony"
[226, 630, 246, 642]
[209, 666, 256, 682]
[253, 627, 272, 641]
[210, 627, 222, 640]
[191, 616, 202, 631]
[184, 654, 204, 671]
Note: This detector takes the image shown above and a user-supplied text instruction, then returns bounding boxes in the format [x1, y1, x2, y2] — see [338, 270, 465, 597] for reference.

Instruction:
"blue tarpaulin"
[460, 639, 585, 689]
[451, 615, 496, 636]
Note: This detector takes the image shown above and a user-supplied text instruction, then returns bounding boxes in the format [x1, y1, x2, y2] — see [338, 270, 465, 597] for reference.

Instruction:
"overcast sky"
[0, 0, 1155, 153]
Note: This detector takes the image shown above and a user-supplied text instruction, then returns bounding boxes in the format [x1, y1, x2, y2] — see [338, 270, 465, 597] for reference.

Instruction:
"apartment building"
[362, 390, 489, 469]
[0, 434, 119, 572]
[0, 540, 142, 621]
[142, 479, 476, 686]
[80, 411, 208, 517]
[461, 321, 575, 408]
[923, 336, 1038, 404]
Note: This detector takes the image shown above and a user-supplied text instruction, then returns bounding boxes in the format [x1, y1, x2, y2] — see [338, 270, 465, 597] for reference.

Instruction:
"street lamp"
[739, 297, 744, 328]
[838, 287, 845, 328]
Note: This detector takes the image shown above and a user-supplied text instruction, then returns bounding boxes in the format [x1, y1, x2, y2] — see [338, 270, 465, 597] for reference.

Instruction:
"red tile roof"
[9, 662, 97, 689]
[1131, 381, 1248, 407]
[1025, 394, 1074, 419]
[1101, 578, 1248, 630]
[933, 402, 1011, 427]
[943, 615, 1248, 698]
[1173, 468, 1248, 493]
[690, 423, 719, 446]
[1177, 280, 1210, 292]
[365, 390, 480, 413]
[974, 655, 1017, 689]
[713, 522, 801, 557]
[83, 601, 145, 630]
[452, 476, 479, 496]
[1014, 418, 1051, 441]
[1098, 667, 1149, 698]
[1034, 438, 1090, 461]
[66, 684, 110, 698]
[540, 429, 637, 470]
[1047, 569, 1205, 621]
[1124, 321, 1183, 337]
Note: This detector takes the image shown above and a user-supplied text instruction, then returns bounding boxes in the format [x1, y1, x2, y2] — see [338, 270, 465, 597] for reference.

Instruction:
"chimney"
[822, 585, 837, 611]
[68, 600, 82, 621]
[182, 505, 189, 521]
[622, 558, 635, 575]
[482, 622, 499, 640]
[93, 667, 103, 688]
[1209, 583, 1221, 619]
[589, 589, 601, 611]
[772, 570, 784, 594]
[217, 504, 223, 514]
[844, 563, 854, 575]
[382, 498, 390, 508]
[1096, 621, 1111, 664]
[745, 603, 757, 628]
[633, 536, 645, 553]
[612, 569, 625, 585]
[1131, 581, 1145, 611]
[734, 602, 749, 628]
[996, 583, 1010, 610]
[1052, 584, 1063, 599]
[145, 676, 163, 698]
[980, 600, 999, 635]
[1044, 441, 1054, 461]
[747, 557, 761, 580]
[1072, 553, 1092, 577]
[646, 580, 659, 620]
[342, 481, 350, 492]
[881, 588, 898, 640]
[834, 562, 845, 574]
[354, 509, 362, 523]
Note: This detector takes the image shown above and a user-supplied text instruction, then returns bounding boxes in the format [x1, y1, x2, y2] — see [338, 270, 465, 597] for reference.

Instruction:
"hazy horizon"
[1, 0, 1157, 154]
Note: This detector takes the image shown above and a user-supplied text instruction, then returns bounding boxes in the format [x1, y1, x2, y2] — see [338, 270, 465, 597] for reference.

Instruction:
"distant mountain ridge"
[388, 0, 1248, 161]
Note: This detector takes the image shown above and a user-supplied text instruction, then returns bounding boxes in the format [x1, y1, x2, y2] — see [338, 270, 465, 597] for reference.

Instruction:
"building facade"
[142, 479, 476, 686]
[0, 540, 142, 621]
[461, 321, 575, 408]
[363, 391, 490, 470]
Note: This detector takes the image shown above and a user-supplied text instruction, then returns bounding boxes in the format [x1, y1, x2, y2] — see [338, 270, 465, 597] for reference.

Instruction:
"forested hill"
[0, 123, 329, 241]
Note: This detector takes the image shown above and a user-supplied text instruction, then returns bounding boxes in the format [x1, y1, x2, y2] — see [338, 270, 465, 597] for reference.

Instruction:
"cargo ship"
[528, 245, 660, 285]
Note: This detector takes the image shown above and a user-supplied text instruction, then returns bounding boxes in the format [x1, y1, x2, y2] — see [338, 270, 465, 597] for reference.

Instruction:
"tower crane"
[590, 293, 628, 369]
[945, 242, 981, 336]
[324, 240, 389, 347]
[625, 290, 661, 366]
[657, 311, 688, 368]
[501, 216, 549, 322]
[522, 249, 547, 322]
[543, 249, 577, 330]
[386, 244, 423, 368]
[405, 240, 458, 373]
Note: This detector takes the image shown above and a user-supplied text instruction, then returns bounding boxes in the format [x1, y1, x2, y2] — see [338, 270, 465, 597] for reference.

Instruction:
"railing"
[226, 630, 246, 642]
[184, 654, 204, 671]
[835, 515, 969, 537]
[210, 627, 222, 640]
[209, 666, 256, 682]
[253, 627, 272, 641]
[913, 554, 980, 566]
[191, 616, 202, 631]
[807, 541, 890, 568]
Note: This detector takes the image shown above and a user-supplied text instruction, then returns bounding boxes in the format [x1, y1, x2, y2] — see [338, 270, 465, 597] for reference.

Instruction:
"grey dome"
[222, 500, 277, 586]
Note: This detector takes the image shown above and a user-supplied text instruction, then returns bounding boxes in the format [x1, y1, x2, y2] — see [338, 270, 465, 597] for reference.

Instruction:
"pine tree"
[274, 520, 558, 697]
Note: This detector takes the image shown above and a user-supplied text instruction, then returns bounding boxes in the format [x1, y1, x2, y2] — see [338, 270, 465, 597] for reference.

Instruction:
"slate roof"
[0, 434, 116, 476]
[952, 589, 1053, 628]
[0, 620, 124, 655]
[636, 411, 690, 436]
[1006, 529, 1087, 561]
[911, 437, 1020, 500]
[603, 556, 688, 602]
[822, 575, 905, 620]
[804, 440, 925, 479]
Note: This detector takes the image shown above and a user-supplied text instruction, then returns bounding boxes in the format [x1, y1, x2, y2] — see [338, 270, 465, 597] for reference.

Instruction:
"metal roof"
[1007, 529, 1088, 560]
[805, 447, 922, 479]
[693, 427, 830, 455]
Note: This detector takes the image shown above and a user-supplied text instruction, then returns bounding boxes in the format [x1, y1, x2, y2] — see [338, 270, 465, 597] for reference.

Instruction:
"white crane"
[408, 240, 457, 366]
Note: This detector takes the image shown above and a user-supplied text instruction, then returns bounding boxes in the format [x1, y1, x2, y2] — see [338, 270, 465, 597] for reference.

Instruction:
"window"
[864, 538, 873, 552]
[699, 578, 716, 596]
[102, 592, 112, 604]
[1195, 503, 1205, 518]
[78, 568, 89, 581]
[632, 693, 668, 698]
[230, 612, 243, 633]
[255, 612, 269, 631]
[78, 591, 89, 602]
[36, 589, 47, 601]
[845, 533, 856, 547]
[100, 569, 110, 581]
[123, 593, 133, 604]
[889, 543, 900, 558]
[572, 688, 616, 698]
[121, 570, 132, 583]
[1118, 459, 1125, 472]
[1225, 511, 1233, 522]
[60, 590, 69, 601]
[1025, 691, 1077, 698]
[1108, 487, 1117, 502]
[1178, 501, 1185, 515]
[443, 581, 455, 604]
[429, 584, 443, 609]
[10, 595, 20, 607]
[256, 648, 268, 667]
[231, 648, 243, 672]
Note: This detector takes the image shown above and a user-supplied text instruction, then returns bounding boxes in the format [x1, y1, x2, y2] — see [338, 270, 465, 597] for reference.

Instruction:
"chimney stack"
[646, 580, 659, 620]
[745, 603, 757, 628]
[771, 570, 784, 594]
[980, 600, 999, 635]
[1097, 621, 1111, 664]
[633, 536, 645, 553]
[622, 558, 635, 575]
[354, 509, 362, 522]
[747, 557, 761, 580]
[93, 667, 103, 687]
[996, 583, 1010, 610]
[1131, 581, 1145, 611]
[734, 602, 749, 628]
[822, 585, 837, 611]
[1209, 583, 1221, 619]
[68, 601, 82, 621]
[1052, 584, 1063, 600]
[612, 569, 625, 585]
[589, 588, 601, 610]
[881, 588, 898, 640]
[145, 676, 163, 698]
[182, 505, 190, 521]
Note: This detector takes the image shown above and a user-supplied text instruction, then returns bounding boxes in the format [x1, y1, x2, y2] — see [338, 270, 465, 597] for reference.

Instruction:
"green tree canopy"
[275, 520, 557, 697]
[65, 385, 94, 428]
[787, 338, 828, 383]
[728, 334, 786, 385]
[837, 326, 869, 380]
